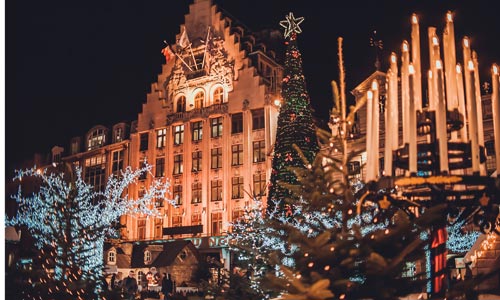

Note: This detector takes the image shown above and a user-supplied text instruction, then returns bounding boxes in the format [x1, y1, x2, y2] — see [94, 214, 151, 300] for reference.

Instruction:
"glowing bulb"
[324, 265, 330, 271]
[330, 246, 335, 251]
[436, 60, 443, 69]
[463, 37, 470, 48]
[493, 64, 498, 75]
[274, 99, 281, 106]
[308, 262, 314, 267]
[367, 90, 373, 100]
[468, 60, 474, 71]
[446, 11, 453, 22]
[371, 80, 378, 90]
[428, 70, 433, 79]
[409, 64, 415, 75]
[432, 36, 439, 46]
[456, 64, 462, 73]
[403, 41, 409, 52]
[411, 14, 418, 24]
[391, 53, 397, 63]
[304, 253, 309, 257]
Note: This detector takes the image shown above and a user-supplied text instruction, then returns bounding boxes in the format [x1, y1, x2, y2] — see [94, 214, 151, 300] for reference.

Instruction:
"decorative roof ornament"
[279, 12, 304, 39]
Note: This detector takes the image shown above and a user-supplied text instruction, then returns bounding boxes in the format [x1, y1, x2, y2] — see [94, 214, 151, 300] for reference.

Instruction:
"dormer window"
[87, 128, 106, 151]
[144, 250, 152, 264]
[108, 249, 116, 264]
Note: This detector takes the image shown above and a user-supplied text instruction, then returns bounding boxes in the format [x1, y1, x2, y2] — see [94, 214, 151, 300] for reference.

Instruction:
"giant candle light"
[411, 14, 423, 111]
[402, 41, 410, 144]
[436, 60, 449, 173]
[443, 11, 458, 111]
[429, 30, 440, 110]
[492, 64, 500, 173]
[473, 52, 486, 170]
[456, 64, 468, 141]
[366, 89, 375, 181]
[384, 53, 399, 176]
[409, 64, 418, 174]
[465, 58, 480, 174]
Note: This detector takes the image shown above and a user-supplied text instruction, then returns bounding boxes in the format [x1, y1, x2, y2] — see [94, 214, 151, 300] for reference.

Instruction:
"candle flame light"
[456, 64, 462, 73]
[409, 64, 415, 74]
[493, 64, 499, 75]
[446, 11, 453, 22]
[367, 90, 373, 100]
[391, 53, 397, 63]
[428, 70, 433, 79]
[468, 60, 475, 71]
[464, 37, 470, 48]
[432, 36, 439, 46]
[436, 60, 443, 69]
[403, 41, 409, 52]
[371, 80, 379, 90]
[412, 14, 418, 24]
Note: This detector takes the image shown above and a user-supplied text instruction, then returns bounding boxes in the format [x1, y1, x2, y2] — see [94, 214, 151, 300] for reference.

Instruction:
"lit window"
[211, 180, 223, 201]
[174, 125, 184, 145]
[192, 151, 202, 172]
[232, 209, 245, 222]
[173, 184, 182, 205]
[253, 173, 266, 196]
[173, 154, 183, 175]
[231, 113, 243, 134]
[157, 128, 166, 148]
[177, 96, 186, 112]
[192, 121, 203, 141]
[114, 127, 123, 143]
[144, 250, 152, 263]
[84, 154, 106, 193]
[253, 140, 266, 163]
[194, 91, 204, 109]
[87, 128, 106, 151]
[192, 182, 202, 203]
[192, 213, 202, 225]
[108, 250, 116, 264]
[232, 144, 243, 166]
[211, 148, 222, 169]
[112, 150, 124, 177]
[211, 212, 223, 235]
[156, 157, 165, 177]
[211, 117, 223, 138]
[232, 176, 244, 199]
[213, 86, 224, 104]
[252, 109, 265, 130]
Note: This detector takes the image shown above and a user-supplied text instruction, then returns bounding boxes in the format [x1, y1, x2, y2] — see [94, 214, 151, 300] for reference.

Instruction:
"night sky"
[6, 0, 500, 174]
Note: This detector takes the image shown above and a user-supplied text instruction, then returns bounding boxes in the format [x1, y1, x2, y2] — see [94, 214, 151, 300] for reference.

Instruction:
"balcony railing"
[167, 103, 228, 125]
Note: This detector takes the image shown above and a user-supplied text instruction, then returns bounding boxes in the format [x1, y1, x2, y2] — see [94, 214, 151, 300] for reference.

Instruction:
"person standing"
[123, 270, 138, 300]
[161, 273, 174, 300]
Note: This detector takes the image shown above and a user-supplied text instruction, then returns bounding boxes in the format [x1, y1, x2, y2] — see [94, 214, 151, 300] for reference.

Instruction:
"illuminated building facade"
[59, 0, 283, 265]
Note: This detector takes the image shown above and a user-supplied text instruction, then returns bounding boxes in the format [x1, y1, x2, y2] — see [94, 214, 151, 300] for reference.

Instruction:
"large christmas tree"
[268, 12, 319, 214]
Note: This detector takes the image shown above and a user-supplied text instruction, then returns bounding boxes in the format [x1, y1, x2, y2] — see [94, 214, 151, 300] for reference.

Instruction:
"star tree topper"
[279, 12, 304, 39]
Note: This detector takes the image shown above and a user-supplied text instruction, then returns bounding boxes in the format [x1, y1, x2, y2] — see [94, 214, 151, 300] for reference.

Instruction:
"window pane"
[252, 109, 265, 130]
[231, 113, 243, 134]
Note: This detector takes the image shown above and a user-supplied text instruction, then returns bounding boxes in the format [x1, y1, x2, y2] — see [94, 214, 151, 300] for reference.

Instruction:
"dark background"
[6, 0, 500, 174]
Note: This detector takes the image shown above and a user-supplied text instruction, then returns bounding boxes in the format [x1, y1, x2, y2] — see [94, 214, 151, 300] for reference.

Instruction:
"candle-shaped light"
[402, 41, 410, 144]
[465, 59, 480, 174]
[435, 60, 449, 173]
[492, 64, 500, 173]
[443, 11, 458, 111]
[428, 29, 440, 110]
[384, 53, 399, 176]
[411, 14, 423, 111]
[366, 90, 375, 181]
[472, 51, 485, 147]
[428, 70, 434, 112]
[409, 64, 418, 174]
[456, 64, 468, 141]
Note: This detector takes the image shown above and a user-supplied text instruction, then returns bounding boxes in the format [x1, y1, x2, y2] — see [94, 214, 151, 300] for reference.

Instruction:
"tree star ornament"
[279, 12, 304, 39]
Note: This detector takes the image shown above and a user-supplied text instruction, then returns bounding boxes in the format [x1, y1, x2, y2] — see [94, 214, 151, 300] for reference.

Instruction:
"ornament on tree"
[285, 153, 293, 162]
[279, 12, 304, 39]
[290, 113, 296, 122]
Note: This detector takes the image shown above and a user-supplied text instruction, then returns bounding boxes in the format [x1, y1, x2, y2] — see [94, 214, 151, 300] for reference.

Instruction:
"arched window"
[194, 91, 204, 109]
[87, 128, 106, 151]
[108, 250, 116, 264]
[176, 96, 186, 112]
[144, 250, 152, 264]
[213, 87, 224, 104]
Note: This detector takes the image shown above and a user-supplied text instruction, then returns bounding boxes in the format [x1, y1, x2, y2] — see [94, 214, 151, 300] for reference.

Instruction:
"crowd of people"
[108, 270, 174, 300]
